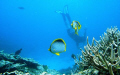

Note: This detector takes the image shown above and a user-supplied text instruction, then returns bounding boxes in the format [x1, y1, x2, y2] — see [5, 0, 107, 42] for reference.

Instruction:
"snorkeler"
[55, 5, 87, 48]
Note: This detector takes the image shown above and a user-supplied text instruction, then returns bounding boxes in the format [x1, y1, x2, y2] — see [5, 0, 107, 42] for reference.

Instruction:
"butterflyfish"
[71, 20, 81, 35]
[48, 38, 66, 56]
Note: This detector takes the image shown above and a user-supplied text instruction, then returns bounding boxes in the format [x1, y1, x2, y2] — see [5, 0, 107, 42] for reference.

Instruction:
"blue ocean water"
[0, 0, 120, 70]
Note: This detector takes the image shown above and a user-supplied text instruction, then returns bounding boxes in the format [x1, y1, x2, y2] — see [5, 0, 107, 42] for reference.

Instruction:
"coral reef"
[74, 26, 120, 75]
[58, 67, 73, 74]
[1, 70, 30, 75]
[73, 68, 99, 75]
[0, 50, 59, 75]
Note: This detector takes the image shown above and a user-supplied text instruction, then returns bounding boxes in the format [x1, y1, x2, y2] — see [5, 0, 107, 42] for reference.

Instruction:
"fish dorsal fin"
[55, 53, 60, 56]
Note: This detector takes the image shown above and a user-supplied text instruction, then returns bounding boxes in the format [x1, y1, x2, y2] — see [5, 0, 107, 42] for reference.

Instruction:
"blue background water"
[0, 0, 120, 70]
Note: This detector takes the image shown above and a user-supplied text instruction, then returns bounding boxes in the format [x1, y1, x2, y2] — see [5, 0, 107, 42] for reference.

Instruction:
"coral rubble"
[75, 26, 120, 75]
[73, 68, 99, 75]
[2, 70, 30, 75]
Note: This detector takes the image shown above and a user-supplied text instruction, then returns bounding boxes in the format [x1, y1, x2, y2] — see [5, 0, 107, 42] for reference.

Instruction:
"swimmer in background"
[55, 5, 87, 48]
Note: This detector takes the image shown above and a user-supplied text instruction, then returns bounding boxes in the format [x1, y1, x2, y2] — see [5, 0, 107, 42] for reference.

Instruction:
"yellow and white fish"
[48, 38, 66, 56]
[71, 20, 81, 35]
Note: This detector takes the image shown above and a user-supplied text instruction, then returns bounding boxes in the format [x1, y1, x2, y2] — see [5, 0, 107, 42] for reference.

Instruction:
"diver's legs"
[64, 5, 69, 14]
[55, 5, 71, 29]
[63, 5, 71, 29]
[66, 14, 72, 25]
[61, 13, 69, 28]
[55, 10, 68, 28]
[64, 5, 71, 22]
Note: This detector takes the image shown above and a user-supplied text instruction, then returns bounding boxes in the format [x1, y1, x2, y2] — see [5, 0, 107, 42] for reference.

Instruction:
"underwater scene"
[0, 0, 120, 75]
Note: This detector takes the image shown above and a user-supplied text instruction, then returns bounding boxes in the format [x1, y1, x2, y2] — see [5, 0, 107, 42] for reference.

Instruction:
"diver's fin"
[64, 5, 68, 14]
[55, 11, 63, 14]
[55, 53, 60, 56]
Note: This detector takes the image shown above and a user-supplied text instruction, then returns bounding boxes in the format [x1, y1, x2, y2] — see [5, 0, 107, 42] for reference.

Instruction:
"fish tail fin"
[75, 32, 79, 35]
[75, 30, 79, 35]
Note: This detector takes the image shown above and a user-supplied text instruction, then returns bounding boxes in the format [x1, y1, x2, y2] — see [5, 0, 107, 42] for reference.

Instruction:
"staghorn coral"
[73, 68, 99, 75]
[76, 26, 120, 75]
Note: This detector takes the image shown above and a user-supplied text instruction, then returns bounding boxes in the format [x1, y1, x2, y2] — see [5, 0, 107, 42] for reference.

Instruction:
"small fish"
[48, 38, 66, 56]
[71, 20, 81, 35]
[18, 7, 24, 10]
[71, 54, 76, 59]
[15, 48, 22, 55]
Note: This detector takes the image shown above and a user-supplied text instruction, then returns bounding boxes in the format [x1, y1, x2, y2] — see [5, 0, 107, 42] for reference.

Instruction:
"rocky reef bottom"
[0, 50, 59, 75]
[0, 50, 99, 75]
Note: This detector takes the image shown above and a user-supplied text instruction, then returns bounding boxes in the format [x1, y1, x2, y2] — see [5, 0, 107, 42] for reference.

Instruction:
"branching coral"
[77, 26, 120, 75]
